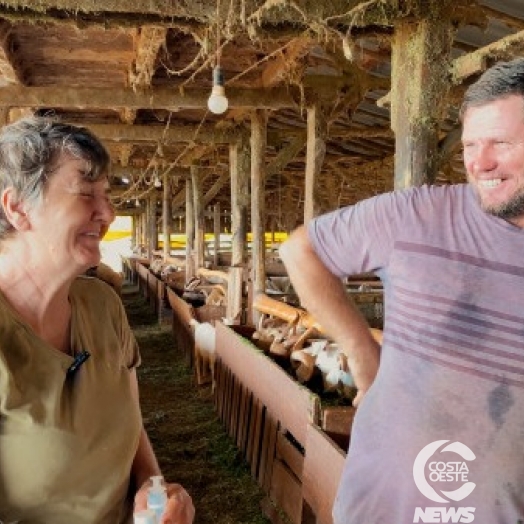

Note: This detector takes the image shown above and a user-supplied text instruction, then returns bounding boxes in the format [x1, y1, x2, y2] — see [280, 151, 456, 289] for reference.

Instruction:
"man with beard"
[280, 58, 524, 523]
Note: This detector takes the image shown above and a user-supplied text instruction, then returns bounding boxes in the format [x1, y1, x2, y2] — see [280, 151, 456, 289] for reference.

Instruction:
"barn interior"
[1, 1, 524, 523]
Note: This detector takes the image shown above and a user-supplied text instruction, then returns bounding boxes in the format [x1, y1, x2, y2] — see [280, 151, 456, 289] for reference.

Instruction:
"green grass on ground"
[122, 287, 271, 524]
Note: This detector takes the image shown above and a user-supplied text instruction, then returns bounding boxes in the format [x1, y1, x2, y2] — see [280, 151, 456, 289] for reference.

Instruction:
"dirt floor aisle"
[122, 287, 271, 524]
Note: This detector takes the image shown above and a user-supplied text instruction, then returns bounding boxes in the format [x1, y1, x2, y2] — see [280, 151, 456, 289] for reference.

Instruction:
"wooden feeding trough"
[135, 260, 150, 298]
[166, 286, 226, 371]
[214, 322, 353, 524]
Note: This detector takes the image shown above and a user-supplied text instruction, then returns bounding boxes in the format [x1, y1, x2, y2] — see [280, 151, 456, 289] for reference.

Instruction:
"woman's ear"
[1, 187, 30, 231]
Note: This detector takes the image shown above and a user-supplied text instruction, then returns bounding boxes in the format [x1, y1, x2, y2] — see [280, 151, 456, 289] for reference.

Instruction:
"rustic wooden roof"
[0, 1, 523, 228]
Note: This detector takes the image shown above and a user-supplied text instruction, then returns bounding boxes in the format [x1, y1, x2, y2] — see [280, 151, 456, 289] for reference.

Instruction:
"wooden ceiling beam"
[261, 37, 313, 88]
[0, 85, 299, 110]
[266, 134, 306, 178]
[84, 123, 243, 145]
[0, 21, 21, 86]
[0, 1, 390, 26]
[452, 28, 524, 84]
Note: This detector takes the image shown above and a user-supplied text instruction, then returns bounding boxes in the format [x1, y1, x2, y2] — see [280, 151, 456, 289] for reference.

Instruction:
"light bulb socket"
[213, 66, 225, 87]
[210, 85, 226, 98]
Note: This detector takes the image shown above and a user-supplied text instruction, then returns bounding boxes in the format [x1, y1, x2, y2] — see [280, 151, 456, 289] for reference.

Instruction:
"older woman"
[0, 116, 194, 524]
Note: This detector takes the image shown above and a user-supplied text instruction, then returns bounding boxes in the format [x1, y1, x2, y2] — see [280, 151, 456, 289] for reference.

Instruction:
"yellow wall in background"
[103, 216, 132, 241]
[105, 215, 289, 247]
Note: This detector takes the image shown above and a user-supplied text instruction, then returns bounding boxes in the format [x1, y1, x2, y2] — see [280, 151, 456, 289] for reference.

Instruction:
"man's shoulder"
[395, 183, 468, 200]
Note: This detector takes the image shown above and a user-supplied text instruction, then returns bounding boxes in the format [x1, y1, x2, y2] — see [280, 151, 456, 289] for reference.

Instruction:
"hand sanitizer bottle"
[134, 508, 157, 524]
[147, 475, 168, 522]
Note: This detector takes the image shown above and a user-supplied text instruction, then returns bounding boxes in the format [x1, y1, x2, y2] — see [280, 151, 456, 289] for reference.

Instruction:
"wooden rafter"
[0, 20, 20, 86]
[0, 85, 299, 110]
[83, 123, 243, 144]
[452, 28, 524, 84]
[261, 37, 312, 87]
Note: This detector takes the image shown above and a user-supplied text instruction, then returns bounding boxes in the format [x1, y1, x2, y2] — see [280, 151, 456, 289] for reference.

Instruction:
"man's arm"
[279, 224, 380, 406]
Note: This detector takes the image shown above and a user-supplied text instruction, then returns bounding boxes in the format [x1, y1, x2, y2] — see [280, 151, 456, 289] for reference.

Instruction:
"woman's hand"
[134, 480, 195, 524]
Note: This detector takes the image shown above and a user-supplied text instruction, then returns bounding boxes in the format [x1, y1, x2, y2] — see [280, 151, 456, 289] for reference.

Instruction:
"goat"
[189, 319, 217, 391]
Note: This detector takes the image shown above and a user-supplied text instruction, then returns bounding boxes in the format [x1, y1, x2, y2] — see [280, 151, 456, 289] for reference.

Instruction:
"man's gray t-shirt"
[309, 184, 524, 523]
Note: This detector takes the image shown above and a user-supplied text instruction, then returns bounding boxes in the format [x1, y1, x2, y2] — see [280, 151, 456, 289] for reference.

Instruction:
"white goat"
[189, 319, 217, 391]
[315, 342, 355, 394]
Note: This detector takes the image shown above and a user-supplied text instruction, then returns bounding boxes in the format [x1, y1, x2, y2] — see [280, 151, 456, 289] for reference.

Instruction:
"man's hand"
[345, 336, 381, 407]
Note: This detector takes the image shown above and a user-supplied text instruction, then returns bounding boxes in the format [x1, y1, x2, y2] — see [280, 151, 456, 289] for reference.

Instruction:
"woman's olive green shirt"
[0, 276, 141, 523]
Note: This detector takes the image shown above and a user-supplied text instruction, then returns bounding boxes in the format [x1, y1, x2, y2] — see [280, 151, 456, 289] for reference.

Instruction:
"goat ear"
[1, 187, 31, 231]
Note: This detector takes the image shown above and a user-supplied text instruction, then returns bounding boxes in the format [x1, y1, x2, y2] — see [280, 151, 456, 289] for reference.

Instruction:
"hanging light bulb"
[153, 174, 162, 188]
[135, 198, 140, 207]
[207, 65, 228, 114]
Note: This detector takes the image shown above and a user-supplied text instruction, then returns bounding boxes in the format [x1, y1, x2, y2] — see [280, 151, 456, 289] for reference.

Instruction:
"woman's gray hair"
[460, 58, 524, 121]
[0, 115, 110, 240]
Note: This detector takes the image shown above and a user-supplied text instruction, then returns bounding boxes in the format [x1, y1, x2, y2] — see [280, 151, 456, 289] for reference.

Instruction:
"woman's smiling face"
[27, 154, 115, 274]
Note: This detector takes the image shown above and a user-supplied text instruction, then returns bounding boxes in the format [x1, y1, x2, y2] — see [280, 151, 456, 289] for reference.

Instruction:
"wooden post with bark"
[251, 109, 268, 325]
[304, 103, 327, 223]
[147, 194, 157, 261]
[191, 164, 205, 271]
[213, 202, 221, 267]
[162, 171, 172, 260]
[390, 11, 455, 188]
[185, 175, 195, 280]
[229, 137, 250, 267]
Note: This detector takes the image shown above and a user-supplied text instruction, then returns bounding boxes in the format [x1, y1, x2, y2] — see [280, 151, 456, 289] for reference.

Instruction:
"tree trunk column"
[131, 215, 137, 251]
[191, 164, 205, 271]
[304, 103, 327, 223]
[162, 172, 172, 261]
[213, 203, 221, 267]
[229, 138, 250, 267]
[185, 176, 195, 280]
[391, 16, 454, 188]
[251, 109, 267, 319]
[147, 194, 158, 261]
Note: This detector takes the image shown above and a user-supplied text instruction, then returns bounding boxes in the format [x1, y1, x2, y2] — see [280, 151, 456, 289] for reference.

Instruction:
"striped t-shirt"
[309, 183, 524, 524]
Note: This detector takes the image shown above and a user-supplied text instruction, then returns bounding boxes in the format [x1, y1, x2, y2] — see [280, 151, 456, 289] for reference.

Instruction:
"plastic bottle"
[147, 475, 168, 522]
[134, 508, 157, 524]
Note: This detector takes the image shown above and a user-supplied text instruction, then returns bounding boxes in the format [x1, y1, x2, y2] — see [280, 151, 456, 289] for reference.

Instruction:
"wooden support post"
[147, 194, 157, 261]
[390, 14, 455, 188]
[227, 266, 244, 324]
[185, 176, 195, 280]
[213, 203, 221, 268]
[283, 187, 297, 234]
[304, 104, 327, 223]
[251, 109, 267, 325]
[191, 164, 205, 271]
[230, 138, 250, 267]
[131, 215, 137, 250]
[140, 208, 147, 253]
[162, 172, 172, 260]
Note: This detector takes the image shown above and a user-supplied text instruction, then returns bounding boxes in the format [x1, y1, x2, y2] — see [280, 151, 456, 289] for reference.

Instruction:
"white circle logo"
[413, 440, 476, 503]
